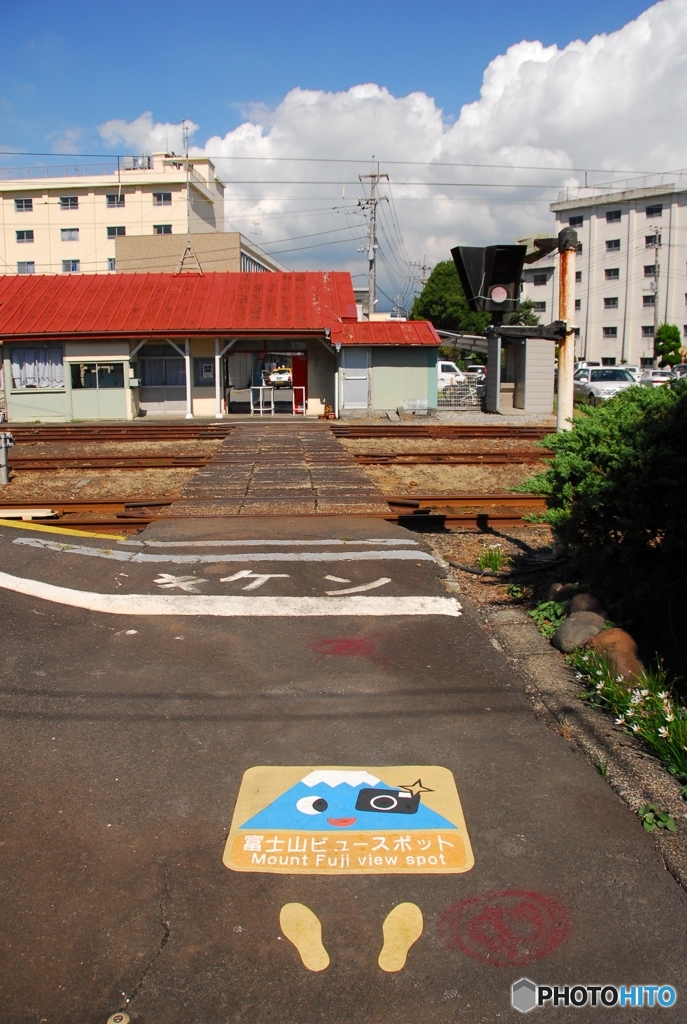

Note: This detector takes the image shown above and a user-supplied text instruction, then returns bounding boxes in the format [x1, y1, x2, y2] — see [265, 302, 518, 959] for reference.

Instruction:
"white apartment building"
[521, 180, 687, 366]
[0, 153, 226, 277]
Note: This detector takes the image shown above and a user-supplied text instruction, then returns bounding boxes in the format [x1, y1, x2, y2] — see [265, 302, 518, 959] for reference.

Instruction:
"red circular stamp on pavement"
[437, 889, 570, 967]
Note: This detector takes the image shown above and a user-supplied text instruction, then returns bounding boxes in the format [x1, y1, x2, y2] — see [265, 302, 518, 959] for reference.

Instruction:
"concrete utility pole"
[650, 225, 661, 359]
[556, 226, 578, 432]
[358, 165, 388, 316]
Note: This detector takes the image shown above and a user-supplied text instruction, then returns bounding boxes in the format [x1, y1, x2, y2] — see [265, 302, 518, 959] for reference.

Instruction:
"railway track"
[0, 492, 546, 532]
[8, 424, 235, 444]
[352, 450, 549, 465]
[331, 424, 551, 440]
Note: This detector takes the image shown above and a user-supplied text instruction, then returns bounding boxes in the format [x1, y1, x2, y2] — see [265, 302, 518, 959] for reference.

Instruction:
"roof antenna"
[176, 120, 202, 274]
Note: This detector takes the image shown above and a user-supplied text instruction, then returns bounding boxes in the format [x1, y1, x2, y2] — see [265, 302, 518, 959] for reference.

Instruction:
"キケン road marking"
[13, 537, 434, 565]
[0, 570, 462, 617]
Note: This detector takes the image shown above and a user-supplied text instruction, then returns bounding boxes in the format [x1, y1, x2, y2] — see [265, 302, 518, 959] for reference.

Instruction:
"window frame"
[70, 362, 126, 391]
[153, 224, 172, 235]
[152, 192, 172, 206]
[605, 239, 621, 252]
[605, 268, 620, 280]
[16, 229, 34, 243]
[17, 261, 35, 275]
[106, 194, 125, 208]
[646, 204, 663, 218]
[604, 297, 619, 309]
[10, 345, 65, 391]
[568, 215, 583, 227]
[602, 327, 618, 339]
[61, 228, 80, 242]
[643, 294, 656, 307]
[14, 198, 33, 213]
[606, 210, 622, 223]
[107, 226, 126, 239]
[62, 259, 81, 273]
[59, 196, 79, 210]
[532, 273, 547, 286]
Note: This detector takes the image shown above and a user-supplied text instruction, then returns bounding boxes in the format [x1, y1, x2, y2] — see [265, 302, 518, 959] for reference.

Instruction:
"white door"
[342, 348, 369, 409]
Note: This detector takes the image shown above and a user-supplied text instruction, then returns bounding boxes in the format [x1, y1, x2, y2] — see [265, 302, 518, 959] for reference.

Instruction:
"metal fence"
[436, 381, 486, 409]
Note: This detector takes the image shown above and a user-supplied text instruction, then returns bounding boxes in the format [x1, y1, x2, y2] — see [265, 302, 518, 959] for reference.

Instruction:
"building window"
[11, 347, 64, 389]
[16, 230, 34, 243]
[61, 228, 79, 242]
[646, 204, 663, 217]
[194, 358, 215, 387]
[153, 192, 172, 206]
[106, 194, 125, 208]
[606, 239, 621, 251]
[575, 271, 582, 283]
[643, 294, 656, 307]
[107, 226, 125, 239]
[602, 357, 617, 366]
[606, 210, 621, 223]
[153, 224, 172, 234]
[138, 343, 186, 387]
[645, 234, 661, 247]
[642, 326, 655, 338]
[107, 258, 116, 271]
[62, 259, 80, 273]
[532, 273, 547, 286]
[572, 327, 580, 339]
[70, 362, 125, 390]
[576, 242, 583, 253]
[574, 299, 581, 310]
[17, 261, 35, 274]
[15, 198, 33, 212]
[604, 297, 619, 309]
[603, 327, 618, 339]
[60, 196, 78, 210]
[644, 265, 657, 277]
[683, 325, 687, 338]
[531, 301, 546, 312]
[605, 268, 620, 280]
[640, 357, 654, 366]
[569, 215, 583, 227]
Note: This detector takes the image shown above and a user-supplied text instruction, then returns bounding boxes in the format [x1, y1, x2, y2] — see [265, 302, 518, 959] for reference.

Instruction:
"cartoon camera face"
[354, 788, 420, 815]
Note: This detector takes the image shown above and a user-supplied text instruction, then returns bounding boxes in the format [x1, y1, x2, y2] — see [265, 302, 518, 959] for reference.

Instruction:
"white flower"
[630, 694, 641, 705]
[658, 691, 669, 700]
[616, 676, 624, 683]
[615, 715, 626, 725]
[659, 726, 670, 739]
[665, 712, 675, 722]
[632, 724, 641, 733]
[596, 682, 604, 692]
[640, 689, 650, 697]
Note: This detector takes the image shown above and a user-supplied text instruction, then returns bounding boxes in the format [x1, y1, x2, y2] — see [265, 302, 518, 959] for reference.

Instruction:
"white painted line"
[324, 575, 351, 583]
[13, 538, 433, 565]
[117, 538, 418, 548]
[325, 577, 391, 595]
[0, 570, 462, 618]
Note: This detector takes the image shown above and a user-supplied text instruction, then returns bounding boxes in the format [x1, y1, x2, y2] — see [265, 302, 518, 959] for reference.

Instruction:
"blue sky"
[1, 0, 654, 156]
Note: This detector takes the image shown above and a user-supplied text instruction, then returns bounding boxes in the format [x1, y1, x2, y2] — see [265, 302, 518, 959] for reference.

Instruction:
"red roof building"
[0, 272, 440, 421]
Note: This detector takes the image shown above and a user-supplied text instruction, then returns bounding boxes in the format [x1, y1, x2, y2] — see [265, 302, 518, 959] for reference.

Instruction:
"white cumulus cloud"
[97, 0, 687, 308]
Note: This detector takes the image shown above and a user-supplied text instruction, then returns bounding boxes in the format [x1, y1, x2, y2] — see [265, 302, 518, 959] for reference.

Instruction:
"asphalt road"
[0, 515, 685, 1024]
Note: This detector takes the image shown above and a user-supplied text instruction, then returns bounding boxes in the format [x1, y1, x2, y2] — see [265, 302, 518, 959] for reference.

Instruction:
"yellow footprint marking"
[378, 902, 423, 972]
[279, 903, 330, 972]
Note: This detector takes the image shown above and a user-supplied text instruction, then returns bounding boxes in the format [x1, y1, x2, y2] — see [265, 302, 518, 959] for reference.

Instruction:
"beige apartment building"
[114, 231, 286, 274]
[0, 153, 227, 276]
[521, 178, 687, 366]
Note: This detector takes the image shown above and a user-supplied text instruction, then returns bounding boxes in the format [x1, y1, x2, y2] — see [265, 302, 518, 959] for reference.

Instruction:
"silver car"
[573, 367, 637, 406]
[639, 369, 674, 387]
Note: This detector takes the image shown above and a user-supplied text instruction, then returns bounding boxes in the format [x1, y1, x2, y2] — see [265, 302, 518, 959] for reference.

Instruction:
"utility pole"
[650, 225, 661, 362]
[556, 226, 578, 432]
[358, 164, 388, 316]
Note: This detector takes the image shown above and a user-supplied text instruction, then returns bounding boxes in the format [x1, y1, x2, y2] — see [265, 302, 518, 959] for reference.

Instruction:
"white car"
[438, 361, 466, 389]
[623, 365, 640, 381]
[466, 364, 487, 378]
[640, 369, 674, 387]
[573, 367, 637, 405]
[266, 366, 293, 388]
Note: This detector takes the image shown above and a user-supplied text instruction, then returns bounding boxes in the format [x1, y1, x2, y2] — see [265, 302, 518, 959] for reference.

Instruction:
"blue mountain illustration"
[241, 770, 457, 831]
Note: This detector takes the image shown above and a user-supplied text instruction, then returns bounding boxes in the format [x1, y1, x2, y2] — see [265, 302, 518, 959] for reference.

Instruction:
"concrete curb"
[441, 571, 687, 891]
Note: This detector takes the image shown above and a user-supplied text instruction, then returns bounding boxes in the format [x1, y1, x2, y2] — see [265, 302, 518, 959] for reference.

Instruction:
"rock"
[588, 628, 644, 682]
[555, 583, 578, 603]
[551, 611, 607, 653]
[566, 592, 608, 618]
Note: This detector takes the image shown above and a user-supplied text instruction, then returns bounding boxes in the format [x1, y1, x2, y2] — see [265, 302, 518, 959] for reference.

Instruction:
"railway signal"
[450, 244, 527, 317]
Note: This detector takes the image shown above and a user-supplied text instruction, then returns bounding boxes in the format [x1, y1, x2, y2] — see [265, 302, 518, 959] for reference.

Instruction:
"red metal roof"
[0, 271, 439, 346]
[332, 319, 440, 346]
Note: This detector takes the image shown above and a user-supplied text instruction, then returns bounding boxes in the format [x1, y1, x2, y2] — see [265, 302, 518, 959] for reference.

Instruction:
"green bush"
[522, 381, 687, 673]
[524, 381, 687, 553]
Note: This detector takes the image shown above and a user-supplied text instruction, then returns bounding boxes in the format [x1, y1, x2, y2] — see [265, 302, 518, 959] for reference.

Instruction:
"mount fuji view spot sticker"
[223, 766, 474, 874]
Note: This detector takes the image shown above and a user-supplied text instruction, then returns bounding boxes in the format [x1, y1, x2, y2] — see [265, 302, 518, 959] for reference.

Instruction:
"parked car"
[437, 360, 466, 389]
[671, 363, 687, 378]
[573, 367, 636, 405]
[640, 369, 674, 387]
[623, 365, 640, 381]
[466, 364, 487, 379]
[266, 365, 293, 388]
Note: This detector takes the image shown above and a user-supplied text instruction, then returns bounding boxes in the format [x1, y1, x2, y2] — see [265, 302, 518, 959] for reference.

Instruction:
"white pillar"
[184, 338, 193, 419]
[214, 337, 222, 418]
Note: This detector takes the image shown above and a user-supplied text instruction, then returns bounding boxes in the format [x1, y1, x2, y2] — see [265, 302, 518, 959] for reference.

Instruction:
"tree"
[505, 299, 541, 326]
[654, 323, 682, 368]
[410, 261, 490, 334]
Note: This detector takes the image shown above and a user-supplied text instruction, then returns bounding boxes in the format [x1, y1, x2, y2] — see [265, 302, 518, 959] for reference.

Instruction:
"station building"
[0, 271, 440, 421]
